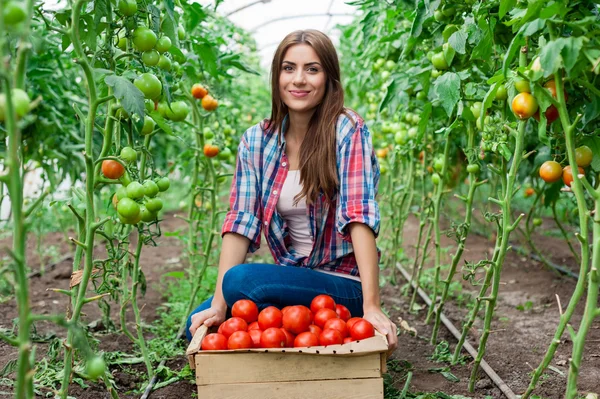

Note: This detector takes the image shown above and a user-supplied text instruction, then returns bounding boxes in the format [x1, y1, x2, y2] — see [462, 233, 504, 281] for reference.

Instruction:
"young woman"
[186, 29, 398, 351]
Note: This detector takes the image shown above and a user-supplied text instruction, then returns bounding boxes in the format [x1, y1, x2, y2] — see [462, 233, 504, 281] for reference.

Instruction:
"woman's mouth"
[289, 90, 310, 98]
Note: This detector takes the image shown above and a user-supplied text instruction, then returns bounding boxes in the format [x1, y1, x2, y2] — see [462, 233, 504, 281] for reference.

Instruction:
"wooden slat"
[186, 325, 208, 356]
[195, 352, 381, 385]
[197, 378, 383, 399]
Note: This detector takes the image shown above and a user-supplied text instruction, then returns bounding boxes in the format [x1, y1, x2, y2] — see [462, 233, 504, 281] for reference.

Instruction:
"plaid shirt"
[221, 109, 380, 277]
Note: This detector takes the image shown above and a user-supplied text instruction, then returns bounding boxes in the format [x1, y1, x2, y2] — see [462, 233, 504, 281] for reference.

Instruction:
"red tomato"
[310, 294, 336, 314]
[281, 306, 292, 314]
[343, 337, 354, 344]
[563, 165, 585, 187]
[346, 317, 362, 331]
[102, 160, 125, 180]
[281, 329, 296, 347]
[248, 321, 260, 331]
[324, 318, 348, 338]
[221, 317, 248, 338]
[248, 329, 262, 347]
[350, 319, 375, 340]
[258, 306, 283, 330]
[260, 327, 286, 348]
[232, 299, 259, 324]
[319, 329, 344, 346]
[201, 333, 228, 350]
[335, 304, 352, 321]
[217, 323, 224, 335]
[282, 305, 312, 334]
[313, 308, 338, 329]
[294, 332, 319, 347]
[308, 324, 322, 336]
[227, 331, 253, 349]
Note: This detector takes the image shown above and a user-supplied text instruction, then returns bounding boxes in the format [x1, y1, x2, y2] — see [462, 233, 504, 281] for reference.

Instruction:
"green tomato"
[133, 27, 157, 52]
[466, 164, 480, 174]
[117, 197, 140, 219]
[3, 1, 26, 26]
[218, 147, 232, 160]
[118, 212, 142, 225]
[120, 146, 137, 163]
[118, 0, 137, 16]
[117, 36, 127, 51]
[213, 121, 220, 129]
[495, 85, 508, 101]
[156, 177, 170, 192]
[470, 102, 482, 119]
[177, 25, 186, 40]
[442, 24, 459, 42]
[381, 70, 391, 81]
[142, 180, 159, 197]
[141, 116, 155, 135]
[431, 69, 442, 78]
[407, 127, 418, 139]
[394, 131, 407, 145]
[126, 182, 145, 199]
[140, 206, 157, 223]
[431, 52, 448, 70]
[157, 102, 168, 118]
[116, 185, 128, 200]
[144, 100, 154, 113]
[203, 128, 215, 140]
[145, 197, 163, 212]
[433, 10, 444, 21]
[515, 79, 531, 93]
[431, 173, 441, 185]
[116, 107, 129, 119]
[384, 60, 396, 70]
[157, 55, 172, 71]
[156, 36, 172, 53]
[86, 357, 106, 380]
[134, 73, 162, 100]
[434, 158, 444, 172]
[164, 101, 189, 122]
[142, 50, 160, 66]
[533, 218, 543, 227]
[416, 91, 427, 101]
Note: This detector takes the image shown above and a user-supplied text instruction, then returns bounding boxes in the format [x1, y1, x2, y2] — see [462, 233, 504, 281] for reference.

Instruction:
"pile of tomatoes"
[200, 295, 376, 350]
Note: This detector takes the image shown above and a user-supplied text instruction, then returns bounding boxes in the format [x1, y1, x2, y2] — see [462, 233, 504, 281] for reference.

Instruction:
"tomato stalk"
[518, 191, 554, 271]
[551, 200, 580, 265]
[523, 55, 592, 399]
[430, 122, 484, 344]
[390, 154, 416, 268]
[425, 135, 451, 324]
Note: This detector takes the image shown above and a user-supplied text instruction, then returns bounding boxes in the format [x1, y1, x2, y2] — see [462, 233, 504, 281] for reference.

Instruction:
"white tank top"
[276, 170, 361, 283]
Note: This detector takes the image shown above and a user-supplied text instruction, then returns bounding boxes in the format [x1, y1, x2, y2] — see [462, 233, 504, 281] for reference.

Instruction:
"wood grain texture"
[195, 352, 382, 385]
[197, 378, 384, 399]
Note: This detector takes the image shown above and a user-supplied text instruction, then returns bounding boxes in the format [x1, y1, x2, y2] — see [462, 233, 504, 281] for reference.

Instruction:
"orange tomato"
[524, 187, 535, 197]
[376, 148, 388, 159]
[512, 92, 539, 119]
[203, 143, 220, 158]
[102, 160, 125, 180]
[191, 84, 208, 99]
[562, 165, 584, 187]
[202, 94, 218, 111]
[539, 161, 562, 183]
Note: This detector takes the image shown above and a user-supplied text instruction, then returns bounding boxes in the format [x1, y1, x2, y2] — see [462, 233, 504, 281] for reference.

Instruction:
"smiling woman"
[186, 29, 398, 352]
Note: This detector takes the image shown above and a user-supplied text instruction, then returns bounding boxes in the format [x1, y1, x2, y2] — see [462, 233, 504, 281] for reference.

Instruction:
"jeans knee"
[222, 264, 254, 306]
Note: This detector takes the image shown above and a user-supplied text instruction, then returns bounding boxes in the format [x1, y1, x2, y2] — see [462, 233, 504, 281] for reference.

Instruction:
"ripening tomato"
[201, 94, 218, 111]
[102, 160, 125, 179]
[310, 295, 336, 314]
[335, 304, 351, 321]
[204, 143, 219, 158]
[575, 145, 593, 168]
[191, 84, 208, 99]
[282, 305, 312, 334]
[524, 187, 535, 197]
[319, 329, 344, 346]
[307, 324, 322, 337]
[539, 161, 563, 183]
[201, 333, 228, 350]
[281, 329, 296, 347]
[562, 165, 584, 188]
[220, 317, 248, 338]
[248, 321, 260, 331]
[260, 327, 286, 348]
[294, 332, 319, 347]
[313, 308, 338, 329]
[258, 306, 283, 330]
[349, 319, 375, 340]
[227, 331, 253, 349]
[512, 92, 538, 119]
[248, 329, 262, 347]
[323, 318, 348, 338]
[232, 299, 259, 324]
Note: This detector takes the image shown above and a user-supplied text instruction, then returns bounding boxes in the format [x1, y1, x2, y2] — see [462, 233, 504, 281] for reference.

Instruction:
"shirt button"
[282, 162, 287, 167]
[264, 221, 268, 226]
[273, 190, 278, 195]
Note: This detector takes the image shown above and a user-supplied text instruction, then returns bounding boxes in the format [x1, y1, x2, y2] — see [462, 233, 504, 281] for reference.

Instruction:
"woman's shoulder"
[336, 108, 366, 143]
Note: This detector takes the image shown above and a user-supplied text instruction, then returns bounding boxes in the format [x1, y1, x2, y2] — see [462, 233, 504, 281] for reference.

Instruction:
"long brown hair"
[268, 29, 346, 205]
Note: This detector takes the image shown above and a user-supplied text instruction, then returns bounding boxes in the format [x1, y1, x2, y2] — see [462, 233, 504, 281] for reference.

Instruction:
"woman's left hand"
[362, 307, 398, 354]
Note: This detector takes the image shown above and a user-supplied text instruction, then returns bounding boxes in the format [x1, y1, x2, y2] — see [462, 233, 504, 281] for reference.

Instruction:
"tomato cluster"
[200, 295, 376, 351]
[539, 146, 592, 187]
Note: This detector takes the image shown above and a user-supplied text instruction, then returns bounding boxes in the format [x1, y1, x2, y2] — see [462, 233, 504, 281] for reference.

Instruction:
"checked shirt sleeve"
[336, 122, 381, 242]
[222, 130, 262, 253]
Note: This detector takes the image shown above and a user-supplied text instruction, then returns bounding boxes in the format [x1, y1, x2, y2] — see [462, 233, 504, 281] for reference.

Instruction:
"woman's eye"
[283, 66, 293, 71]
[307, 67, 318, 72]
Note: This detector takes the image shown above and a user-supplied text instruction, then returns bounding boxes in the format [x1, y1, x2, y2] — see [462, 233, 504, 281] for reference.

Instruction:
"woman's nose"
[293, 70, 306, 85]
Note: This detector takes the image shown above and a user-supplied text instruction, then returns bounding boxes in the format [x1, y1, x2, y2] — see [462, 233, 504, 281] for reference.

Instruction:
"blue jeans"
[185, 263, 364, 341]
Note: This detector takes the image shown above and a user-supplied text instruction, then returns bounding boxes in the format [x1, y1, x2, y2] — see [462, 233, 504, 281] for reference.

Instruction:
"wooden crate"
[186, 325, 389, 399]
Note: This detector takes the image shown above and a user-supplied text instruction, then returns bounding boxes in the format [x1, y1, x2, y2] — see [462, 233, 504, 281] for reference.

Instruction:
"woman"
[186, 29, 398, 351]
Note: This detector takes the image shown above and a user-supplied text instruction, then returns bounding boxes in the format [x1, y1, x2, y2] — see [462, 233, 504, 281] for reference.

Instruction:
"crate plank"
[195, 352, 382, 385]
[197, 378, 383, 399]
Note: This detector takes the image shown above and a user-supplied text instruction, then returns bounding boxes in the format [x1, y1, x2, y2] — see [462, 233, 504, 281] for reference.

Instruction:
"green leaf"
[539, 38, 584, 76]
[433, 72, 461, 117]
[582, 93, 600, 127]
[499, 0, 516, 18]
[163, 271, 185, 279]
[193, 42, 218, 77]
[219, 53, 260, 75]
[93, 0, 109, 27]
[448, 30, 467, 54]
[104, 75, 145, 119]
[379, 79, 398, 112]
[149, 111, 173, 135]
[441, 370, 460, 383]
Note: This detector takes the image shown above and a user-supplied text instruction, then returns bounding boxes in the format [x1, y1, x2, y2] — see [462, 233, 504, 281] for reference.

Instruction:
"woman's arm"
[348, 222, 398, 352]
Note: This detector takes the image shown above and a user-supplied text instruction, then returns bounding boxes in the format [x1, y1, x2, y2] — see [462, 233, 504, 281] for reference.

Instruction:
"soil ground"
[0, 211, 598, 398]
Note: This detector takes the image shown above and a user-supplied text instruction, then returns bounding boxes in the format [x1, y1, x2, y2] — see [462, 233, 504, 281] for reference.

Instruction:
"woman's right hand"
[189, 303, 227, 338]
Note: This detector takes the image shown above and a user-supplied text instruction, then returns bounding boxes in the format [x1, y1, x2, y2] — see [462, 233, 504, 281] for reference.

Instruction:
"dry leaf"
[70, 268, 101, 288]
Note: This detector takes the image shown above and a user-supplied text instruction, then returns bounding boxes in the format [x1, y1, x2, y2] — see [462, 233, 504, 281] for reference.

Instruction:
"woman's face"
[279, 44, 326, 114]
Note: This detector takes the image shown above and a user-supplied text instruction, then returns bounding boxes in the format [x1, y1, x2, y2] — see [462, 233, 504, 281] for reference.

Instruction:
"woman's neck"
[286, 109, 315, 142]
